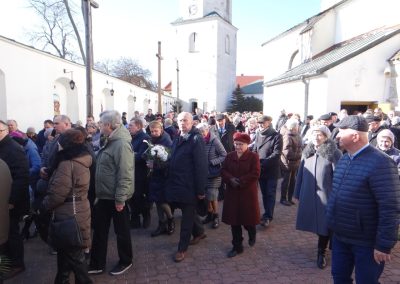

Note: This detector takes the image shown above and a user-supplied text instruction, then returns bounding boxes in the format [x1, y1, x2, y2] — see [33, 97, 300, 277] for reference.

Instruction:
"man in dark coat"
[165, 112, 208, 263]
[253, 115, 282, 227]
[35, 119, 54, 154]
[0, 120, 29, 280]
[327, 115, 400, 283]
[210, 114, 236, 153]
[128, 118, 151, 229]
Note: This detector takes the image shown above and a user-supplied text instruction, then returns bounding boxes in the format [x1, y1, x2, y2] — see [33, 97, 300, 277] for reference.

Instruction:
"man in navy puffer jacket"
[327, 115, 400, 284]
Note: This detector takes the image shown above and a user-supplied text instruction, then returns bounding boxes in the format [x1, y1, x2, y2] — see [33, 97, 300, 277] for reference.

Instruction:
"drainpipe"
[301, 76, 310, 121]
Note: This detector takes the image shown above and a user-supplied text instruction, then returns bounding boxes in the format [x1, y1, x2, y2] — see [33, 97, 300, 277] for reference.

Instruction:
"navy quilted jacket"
[326, 145, 400, 253]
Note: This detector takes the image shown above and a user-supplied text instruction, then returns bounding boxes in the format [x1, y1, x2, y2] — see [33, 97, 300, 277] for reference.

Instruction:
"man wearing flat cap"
[253, 115, 282, 227]
[365, 115, 393, 148]
[326, 115, 400, 283]
[210, 114, 236, 153]
[319, 113, 336, 132]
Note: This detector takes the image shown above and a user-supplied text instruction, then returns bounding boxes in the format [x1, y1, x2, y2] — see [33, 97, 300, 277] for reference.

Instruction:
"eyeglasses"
[0, 129, 7, 132]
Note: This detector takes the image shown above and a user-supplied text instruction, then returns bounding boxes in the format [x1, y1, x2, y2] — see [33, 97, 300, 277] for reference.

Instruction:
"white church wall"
[0, 36, 158, 131]
[310, 11, 336, 57]
[325, 34, 400, 110]
[334, 0, 400, 44]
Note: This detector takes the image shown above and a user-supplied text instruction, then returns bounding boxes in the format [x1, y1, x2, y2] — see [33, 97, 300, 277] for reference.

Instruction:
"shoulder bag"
[48, 161, 83, 251]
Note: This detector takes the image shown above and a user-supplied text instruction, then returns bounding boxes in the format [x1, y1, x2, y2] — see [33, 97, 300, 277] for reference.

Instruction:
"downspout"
[301, 76, 310, 121]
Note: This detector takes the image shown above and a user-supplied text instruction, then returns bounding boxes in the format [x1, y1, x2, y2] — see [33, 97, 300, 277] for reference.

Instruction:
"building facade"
[171, 0, 237, 113]
[0, 35, 175, 131]
[262, 0, 400, 121]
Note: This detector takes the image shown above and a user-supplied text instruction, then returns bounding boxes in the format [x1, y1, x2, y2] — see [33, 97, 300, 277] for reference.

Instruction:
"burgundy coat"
[221, 150, 260, 226]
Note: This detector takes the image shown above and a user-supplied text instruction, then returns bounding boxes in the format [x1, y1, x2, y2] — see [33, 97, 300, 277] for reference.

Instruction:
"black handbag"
[48, 162, 83, 250]
[208, 140, 222, 178]
[196, 198, 208, 217]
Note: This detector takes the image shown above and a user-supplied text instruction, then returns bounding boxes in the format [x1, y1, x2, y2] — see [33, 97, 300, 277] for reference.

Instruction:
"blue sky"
[0, 0, 321, 83]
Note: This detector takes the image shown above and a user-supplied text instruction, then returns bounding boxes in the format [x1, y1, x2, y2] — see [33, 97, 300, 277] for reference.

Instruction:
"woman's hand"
[146, 160, 154, 169]
[230, 177, 240, 188]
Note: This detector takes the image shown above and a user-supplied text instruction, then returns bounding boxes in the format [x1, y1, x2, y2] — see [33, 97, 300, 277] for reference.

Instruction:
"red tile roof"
[236, 75, 264, 88]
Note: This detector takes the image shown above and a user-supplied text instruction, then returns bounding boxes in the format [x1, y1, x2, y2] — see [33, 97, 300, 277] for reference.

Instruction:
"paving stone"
[6, 190, 400, 283]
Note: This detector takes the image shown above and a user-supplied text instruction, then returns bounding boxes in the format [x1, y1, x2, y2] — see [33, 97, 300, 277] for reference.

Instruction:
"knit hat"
[310, 125, 331, 138]
[58, 129, 85, 150]
[377, 129, 395, 144]
[233, 132, 251, 144]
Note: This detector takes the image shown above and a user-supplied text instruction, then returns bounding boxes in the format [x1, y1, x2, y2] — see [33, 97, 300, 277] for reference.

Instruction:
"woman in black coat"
[294, 125, 342, 269]
[146, 121, 174, 237]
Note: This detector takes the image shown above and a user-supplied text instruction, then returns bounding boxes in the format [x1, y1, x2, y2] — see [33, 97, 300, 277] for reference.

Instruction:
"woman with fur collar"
[294, 125, 342, 269]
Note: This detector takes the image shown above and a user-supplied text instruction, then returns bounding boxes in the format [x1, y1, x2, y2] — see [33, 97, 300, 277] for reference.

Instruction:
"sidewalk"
[7, 192, 400, 284]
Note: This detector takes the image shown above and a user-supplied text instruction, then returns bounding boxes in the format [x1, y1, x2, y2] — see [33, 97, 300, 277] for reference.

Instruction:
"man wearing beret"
[326, 115, 400, 283]
[253, 115, 282, 227]
[365, 115, 391, 147]
[210, 113, 235, 153]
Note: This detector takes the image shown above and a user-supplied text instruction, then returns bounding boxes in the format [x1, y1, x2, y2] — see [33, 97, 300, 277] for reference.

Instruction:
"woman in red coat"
[221, 132, 261, 258]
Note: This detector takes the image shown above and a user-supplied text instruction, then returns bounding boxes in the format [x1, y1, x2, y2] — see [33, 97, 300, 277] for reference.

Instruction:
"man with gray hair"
[327, 115, 400, 283]
[88, 110, 134, 276]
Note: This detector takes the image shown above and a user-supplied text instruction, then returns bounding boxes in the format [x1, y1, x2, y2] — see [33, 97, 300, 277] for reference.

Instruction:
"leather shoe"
[174, 251, 185, 263]
[227, 248, 243, 258]
[189, 233, 207, 245]
[280, 200, 291, 206]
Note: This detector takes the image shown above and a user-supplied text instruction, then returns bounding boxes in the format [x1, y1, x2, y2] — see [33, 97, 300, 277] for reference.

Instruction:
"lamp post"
[156, 41, 163, 115]
[83, 0, 99, 117]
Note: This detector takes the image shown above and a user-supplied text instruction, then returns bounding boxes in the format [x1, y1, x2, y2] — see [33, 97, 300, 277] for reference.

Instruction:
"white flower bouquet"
[143, 140, 170, 176]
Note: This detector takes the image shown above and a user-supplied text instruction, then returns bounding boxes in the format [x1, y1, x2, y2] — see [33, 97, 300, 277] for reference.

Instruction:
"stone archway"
[102, 88, 114, 111]
[53, 78, 79, 122]
[0, 69, 7, 120]
[127, 95, 135, 120]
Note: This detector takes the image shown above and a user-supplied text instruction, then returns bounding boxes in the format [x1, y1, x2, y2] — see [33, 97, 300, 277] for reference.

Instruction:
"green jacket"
[95, 126, 134, 204]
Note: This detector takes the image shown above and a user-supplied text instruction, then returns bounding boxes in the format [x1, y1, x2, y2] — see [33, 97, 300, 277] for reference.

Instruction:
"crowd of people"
[0, 106, 399, 283]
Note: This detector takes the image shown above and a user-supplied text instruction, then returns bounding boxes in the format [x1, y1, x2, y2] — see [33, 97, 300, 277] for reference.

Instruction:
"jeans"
[331, 235, 385, 284]
[259, 178, 278, 220]
[90, 200, 133, 269]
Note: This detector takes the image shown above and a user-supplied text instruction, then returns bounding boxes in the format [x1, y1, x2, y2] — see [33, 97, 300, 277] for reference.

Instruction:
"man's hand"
[374, 249, 391, 264]
[115, 203, 124, 212]
[40, 167, 48, 180]
[197, 194, 205, 200]
[230, 177, 240, 188]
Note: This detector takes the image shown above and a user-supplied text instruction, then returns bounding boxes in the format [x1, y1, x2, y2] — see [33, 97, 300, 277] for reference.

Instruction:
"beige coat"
[0, 159, 12, 245]
[43, 154, 92, 249]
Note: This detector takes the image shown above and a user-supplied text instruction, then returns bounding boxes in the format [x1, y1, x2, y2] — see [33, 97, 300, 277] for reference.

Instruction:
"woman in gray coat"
[197, 123, 227, 228]
[294, 125, 342, 269]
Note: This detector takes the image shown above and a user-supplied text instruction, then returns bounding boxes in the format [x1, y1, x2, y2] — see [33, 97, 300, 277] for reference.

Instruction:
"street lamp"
[63, 69, 75, 90]
[83, 0, 99, 117]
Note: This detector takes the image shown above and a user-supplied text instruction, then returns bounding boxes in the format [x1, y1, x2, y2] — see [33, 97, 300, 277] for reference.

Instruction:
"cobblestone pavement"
[7, 191, 400, 284]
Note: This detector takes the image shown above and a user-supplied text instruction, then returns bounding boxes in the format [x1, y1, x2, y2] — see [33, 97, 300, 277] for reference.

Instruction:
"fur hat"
[233, 132, 251, 144]
[310, 125, 331, 138]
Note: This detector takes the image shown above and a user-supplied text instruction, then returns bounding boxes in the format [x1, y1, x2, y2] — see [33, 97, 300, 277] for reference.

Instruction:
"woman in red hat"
[221, 132, 260, 257]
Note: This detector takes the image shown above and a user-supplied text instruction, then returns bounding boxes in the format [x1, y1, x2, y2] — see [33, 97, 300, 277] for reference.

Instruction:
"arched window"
[288, 50, 299, 70]
[189, 32, 198, 52]
[225, 35, 230, 54]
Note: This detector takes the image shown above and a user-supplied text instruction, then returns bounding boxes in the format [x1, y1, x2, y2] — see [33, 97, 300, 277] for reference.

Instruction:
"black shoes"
[109, 263, 133, 276]
[167, 217, 175, 235]
[212, 214, 219, 229]
[202, 213, 213, 224]
[280, 200, 292, 206]
[317, 249, 327, 269]
[227, 247, 244, 258]
[248, 235, 256, 247]
[151, 221, 167, 237]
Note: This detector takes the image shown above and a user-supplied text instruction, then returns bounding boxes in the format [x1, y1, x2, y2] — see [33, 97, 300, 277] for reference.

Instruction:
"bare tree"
[28, 0, 86, 63]
[94, 57, 157, 91]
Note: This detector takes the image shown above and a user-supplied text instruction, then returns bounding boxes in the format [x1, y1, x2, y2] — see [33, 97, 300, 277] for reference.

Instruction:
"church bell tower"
[172, 0, 237, 112]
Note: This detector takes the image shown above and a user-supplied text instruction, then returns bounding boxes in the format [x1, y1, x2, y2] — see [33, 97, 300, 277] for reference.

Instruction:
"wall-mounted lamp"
[384, 65, 392, 76]
[148, 99, 151, 104]
[107, 80, 114, 96]
[63, 69, 75, 90]
[133, 96, 136, 102]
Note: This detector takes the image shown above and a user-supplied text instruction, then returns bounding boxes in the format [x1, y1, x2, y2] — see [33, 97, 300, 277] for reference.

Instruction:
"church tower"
[172, 0, 237, 113]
